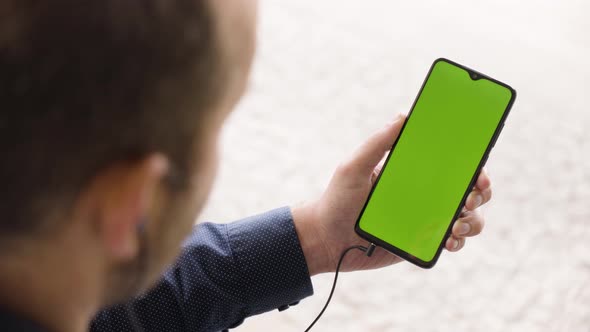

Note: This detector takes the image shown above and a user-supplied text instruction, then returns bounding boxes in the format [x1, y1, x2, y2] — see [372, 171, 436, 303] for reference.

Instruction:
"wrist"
[291, 202, 330, 276]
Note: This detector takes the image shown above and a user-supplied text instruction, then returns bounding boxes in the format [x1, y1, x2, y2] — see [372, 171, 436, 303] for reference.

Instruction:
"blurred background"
[199, 1, 589, 331]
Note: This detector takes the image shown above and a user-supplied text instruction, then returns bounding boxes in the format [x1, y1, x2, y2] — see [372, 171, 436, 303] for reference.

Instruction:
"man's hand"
[292, 113, 492, 275]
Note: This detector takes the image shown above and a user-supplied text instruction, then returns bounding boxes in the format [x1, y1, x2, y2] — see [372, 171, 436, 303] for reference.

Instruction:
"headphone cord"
[304, 243, 376, 332]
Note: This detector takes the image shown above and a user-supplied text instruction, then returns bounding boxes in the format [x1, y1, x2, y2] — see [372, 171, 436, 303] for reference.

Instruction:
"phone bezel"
[353, 58, 517, 269]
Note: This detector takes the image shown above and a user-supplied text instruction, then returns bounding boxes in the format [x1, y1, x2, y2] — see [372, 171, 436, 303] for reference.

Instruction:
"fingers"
[464, 169, 493, 211]
[446, 209, 484, 251]
[444, 152, 494, 254]
[452, 209, 485, 237]
[445, 236, 465, 252]
[341, 114, 406, 178]
[476, 169, 492, 191]
[465, 187, 492, 211]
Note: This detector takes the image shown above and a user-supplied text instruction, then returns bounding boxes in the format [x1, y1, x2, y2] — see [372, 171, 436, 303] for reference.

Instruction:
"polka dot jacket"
[90, 207, 314, 332]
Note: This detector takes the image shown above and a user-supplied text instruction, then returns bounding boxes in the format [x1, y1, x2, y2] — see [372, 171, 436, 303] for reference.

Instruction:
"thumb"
[346, 113, 406, 177]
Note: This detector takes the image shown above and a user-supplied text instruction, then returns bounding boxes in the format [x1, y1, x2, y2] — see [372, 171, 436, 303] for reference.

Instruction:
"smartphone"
[354, 58, 516, 268]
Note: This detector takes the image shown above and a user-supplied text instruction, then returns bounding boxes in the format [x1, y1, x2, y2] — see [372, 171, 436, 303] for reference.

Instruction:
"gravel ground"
[198, 1, 590, 331]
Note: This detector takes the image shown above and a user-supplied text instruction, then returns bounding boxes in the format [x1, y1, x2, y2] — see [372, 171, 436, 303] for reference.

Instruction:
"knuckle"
[470, 215, 485, 235]
[481, 188, 492, 205]
[335, 162, 354, 177]
[471, 224, 483, 236]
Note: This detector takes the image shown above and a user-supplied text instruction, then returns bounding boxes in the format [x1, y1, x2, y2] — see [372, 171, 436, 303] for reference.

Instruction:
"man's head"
[0, 0, 257, 310]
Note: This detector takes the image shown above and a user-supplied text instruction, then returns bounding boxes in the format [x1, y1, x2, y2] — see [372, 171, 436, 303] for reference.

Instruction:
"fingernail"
[473, 194, 483, 207]
[452, 239, 459, 250]
[458, 222, 471, 235]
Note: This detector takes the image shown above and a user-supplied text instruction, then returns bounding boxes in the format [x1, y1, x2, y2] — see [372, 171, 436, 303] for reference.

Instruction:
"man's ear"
[84, 154, 169, 261]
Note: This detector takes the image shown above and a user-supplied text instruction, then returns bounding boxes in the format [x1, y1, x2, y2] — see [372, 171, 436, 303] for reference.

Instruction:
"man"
[0, 1, 491, 331]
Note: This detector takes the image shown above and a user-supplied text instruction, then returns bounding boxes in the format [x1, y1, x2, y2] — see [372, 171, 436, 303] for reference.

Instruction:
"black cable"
[304, 243, 376, 332]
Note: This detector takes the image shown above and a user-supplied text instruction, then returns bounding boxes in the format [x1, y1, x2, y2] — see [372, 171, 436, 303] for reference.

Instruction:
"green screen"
[357, 59, 513, 263]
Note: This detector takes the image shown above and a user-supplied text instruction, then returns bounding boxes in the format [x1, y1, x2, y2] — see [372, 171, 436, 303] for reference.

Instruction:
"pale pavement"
[199, 1, 590, 331]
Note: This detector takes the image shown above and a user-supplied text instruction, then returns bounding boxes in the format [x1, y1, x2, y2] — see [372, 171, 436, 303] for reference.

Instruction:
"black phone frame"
[354, 58, 517, 269]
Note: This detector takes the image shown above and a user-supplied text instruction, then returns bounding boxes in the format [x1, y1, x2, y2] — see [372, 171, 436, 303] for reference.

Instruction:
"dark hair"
[0, 0, 220, 238]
